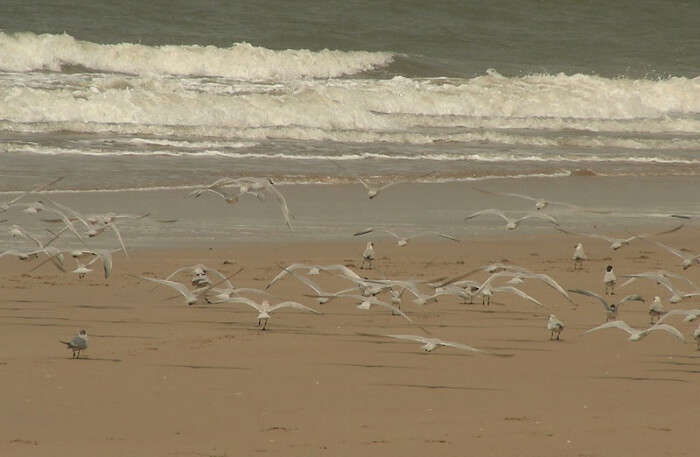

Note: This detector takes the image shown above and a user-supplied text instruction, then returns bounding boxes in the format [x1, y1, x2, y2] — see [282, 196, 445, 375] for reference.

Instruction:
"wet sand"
[1, 229, 699, 457]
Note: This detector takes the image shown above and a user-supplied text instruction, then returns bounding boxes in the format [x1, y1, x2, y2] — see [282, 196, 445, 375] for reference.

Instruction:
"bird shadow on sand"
[50, 356, 122, 362]
[372, 383, 503, 391]
[152, 363, 250, 371]
[589, 375, 688, 383]
[318, 362, 419, 370]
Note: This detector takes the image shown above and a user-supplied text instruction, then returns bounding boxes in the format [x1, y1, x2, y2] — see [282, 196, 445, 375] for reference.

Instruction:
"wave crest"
[0, 32, 394, 80]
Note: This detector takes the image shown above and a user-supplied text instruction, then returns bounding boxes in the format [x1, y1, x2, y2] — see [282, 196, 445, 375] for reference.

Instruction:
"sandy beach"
[1, 228, 698, 457]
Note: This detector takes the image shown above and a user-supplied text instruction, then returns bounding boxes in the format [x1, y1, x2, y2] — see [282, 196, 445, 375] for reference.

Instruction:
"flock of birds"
[2, 175, 700, 359]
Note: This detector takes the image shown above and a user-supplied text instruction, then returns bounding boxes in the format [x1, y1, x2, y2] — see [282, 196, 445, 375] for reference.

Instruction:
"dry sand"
[1, 229, 699, 457]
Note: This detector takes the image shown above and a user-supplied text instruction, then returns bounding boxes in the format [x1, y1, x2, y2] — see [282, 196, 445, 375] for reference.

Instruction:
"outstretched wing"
[568, 288, 610, 311]
[585, 320, 635, 336]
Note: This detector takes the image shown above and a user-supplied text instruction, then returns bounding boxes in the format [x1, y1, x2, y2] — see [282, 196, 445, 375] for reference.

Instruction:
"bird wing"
[141, 277, 191, 300]
[616, 294, 645, 308]
[516, 213, 558, 225]
[353, 227, 375, 236]
[657, 309, 695, 324]
[365, 297, 412, 322]
[269, 301, 321, 314]
[440, 340, 486, 353]
[265, 263, 310, 289]
[107, 222, 128, 258]
[472, 187, 538, 202]
[555, 227, 614, 242]
[585, 320, 635, 335]
[264, 181, 294, 230]
[406, 231, 459, 242]
[646, 324, 685, 342]
[653, 241, 688, 260]
[386, 334, 430, 344]
[494, 286, 547, 308]
[165, 266, 194, 281]
[568, 289, 610, 311]
[226, 296, 263, 312]
[464, 209, 509, 223]
[357, 177, 372, 191]
[526, 273, 571, 301]
[206, 267, 236, 289]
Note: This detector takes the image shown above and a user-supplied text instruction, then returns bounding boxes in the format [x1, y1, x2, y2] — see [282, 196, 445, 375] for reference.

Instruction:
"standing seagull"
[547, 314, 565, 340]
[584, 320, 685, 343]
[649, 296, 666, 324]
[694, 325, 700, 350]
[603, 265, 616, 295]
[572, 243, 587, 270]
[360, 241, 375, 270]
[60, 329, 88, 359]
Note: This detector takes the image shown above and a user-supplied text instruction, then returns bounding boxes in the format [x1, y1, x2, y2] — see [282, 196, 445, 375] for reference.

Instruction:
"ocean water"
[0, 1, 699, 245]
[1, 0, 698, 191]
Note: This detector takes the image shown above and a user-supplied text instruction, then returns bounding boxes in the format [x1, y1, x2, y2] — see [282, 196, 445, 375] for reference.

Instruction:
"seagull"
[472, 187, 609, 213]
[572, 243, 587, 270]
[357, 177, 402, 200]
[188, 177, 242, 204]
[584, 320, 685, 343]
[353, 227, 459, 246]
[603, 265, 616, 295]
[694, 325, 700, 350]
[264, 263, 328, 290]
[60, 329, 88, 359]
[294, 273, 358, 304]
[547, 314, 565, 340]
[464, 209, 558, 230]
[649, 296, 666, 324]
[657, 308, 700, 324]
[568, 289, 645, 321]
[333, 294, 412, 321]
[386, 334, 487, 353]
[71, 249, 118, 279]
[480, 284, 546, 308]
[165, 264, 234, 289]
[226, 296, 320, 330]
[556, 224, 683, 251]
[138, 271, 241, 306]
[0, 176, 64, 213]
[233, 177, 294, 229]
[620, 272, 700, 304]
[471, 270, 571, 302]
[360, 241, 375, 270]
[652, 241, 700, 270]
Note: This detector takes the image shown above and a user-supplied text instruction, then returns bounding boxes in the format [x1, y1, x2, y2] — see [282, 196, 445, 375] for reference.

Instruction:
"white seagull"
[386, 334, 487, 353]
[353, 227, 459, 246]
[653, 241, 700, 270]
[584, 320, 685, 343]
[360, 241, 375, 270]
[226, 296, 320, 330]
[568, 289, 645, 322]
[547, 314, 565, 340]
[556, 224, 683, 251]
[464, 209, 558, 230]
[472, 187, 609, 213]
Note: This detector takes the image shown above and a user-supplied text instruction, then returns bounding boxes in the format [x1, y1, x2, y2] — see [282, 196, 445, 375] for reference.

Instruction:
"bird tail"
[59, 339, 71, 346]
